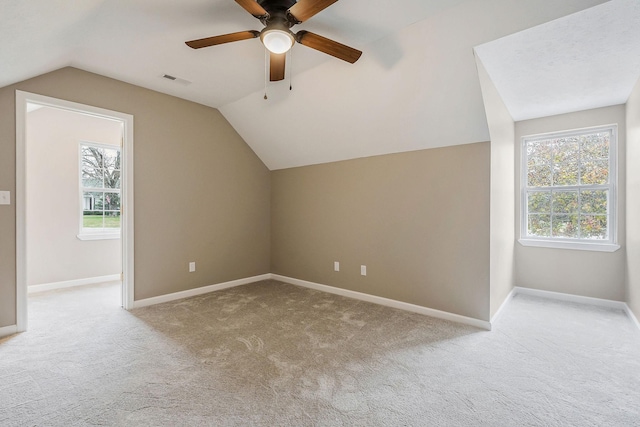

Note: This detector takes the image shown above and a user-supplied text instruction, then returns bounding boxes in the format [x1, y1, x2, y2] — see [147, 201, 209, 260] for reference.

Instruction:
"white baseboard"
[271, 274, 491, 331]
[514, 286, 627, 310]
[0, 325, 18, 339]
[514, 286, 639, 332]
[625, 305, 640, 332]
[28, 274, 121, 294]
[490, 288, 515, 325]
[125, 273, 640, 334]
[133, 274, 272, 309]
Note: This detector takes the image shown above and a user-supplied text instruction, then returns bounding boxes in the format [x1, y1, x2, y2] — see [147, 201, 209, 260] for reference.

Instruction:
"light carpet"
[1, 280, 639, 426]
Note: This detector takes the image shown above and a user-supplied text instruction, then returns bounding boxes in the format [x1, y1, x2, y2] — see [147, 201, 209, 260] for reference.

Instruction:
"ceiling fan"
[185, 0, 362, 82]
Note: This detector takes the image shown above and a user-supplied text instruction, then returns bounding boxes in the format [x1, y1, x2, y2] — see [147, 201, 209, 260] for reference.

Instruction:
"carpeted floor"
[1, 280, 639, 426]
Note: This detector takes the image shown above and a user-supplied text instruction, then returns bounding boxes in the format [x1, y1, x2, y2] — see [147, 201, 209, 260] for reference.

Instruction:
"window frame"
[77, 140, 121, 241]
[519, 124, 619, 252]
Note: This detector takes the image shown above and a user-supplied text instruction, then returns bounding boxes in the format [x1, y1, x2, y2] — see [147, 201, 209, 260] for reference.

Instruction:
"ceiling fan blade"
[186, 30, 260, 49]
[288, 0, 338, 23]
[296, 31, 362, 63]
[235, 0, 269, 18]
[270, 52, 286, 81]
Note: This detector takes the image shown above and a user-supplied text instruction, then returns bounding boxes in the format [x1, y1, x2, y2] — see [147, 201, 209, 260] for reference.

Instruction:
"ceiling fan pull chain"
[264, 48, 269, 100]
[289, 48, 293, 91]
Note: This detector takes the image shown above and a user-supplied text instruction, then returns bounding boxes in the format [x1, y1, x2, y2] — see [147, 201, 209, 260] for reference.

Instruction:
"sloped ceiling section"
[1, 1, 103, 87]
[0, 0, 468, 108]
[2, 0, 609, 171]
[220, 0, 607, 170]
[475, 0, 640, 122]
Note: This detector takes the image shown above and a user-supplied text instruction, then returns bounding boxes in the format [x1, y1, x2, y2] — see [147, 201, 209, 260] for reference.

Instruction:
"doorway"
[15, 91, 134, 332]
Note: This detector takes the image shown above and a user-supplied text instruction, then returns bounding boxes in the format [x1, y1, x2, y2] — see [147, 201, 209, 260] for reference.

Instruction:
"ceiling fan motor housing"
[257, 0, 299, 26]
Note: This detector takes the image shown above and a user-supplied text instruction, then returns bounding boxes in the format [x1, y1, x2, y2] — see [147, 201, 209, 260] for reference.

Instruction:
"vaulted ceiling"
[475, 0, 640, 122]
[5, 0, 637, 170]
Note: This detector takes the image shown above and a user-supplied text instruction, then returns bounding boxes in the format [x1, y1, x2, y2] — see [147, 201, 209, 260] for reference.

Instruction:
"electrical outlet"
[189, 262, 196, 272]
[334, 261, 340, 272]
[0, 191, 10, 205]
[361, 265, 367, 276]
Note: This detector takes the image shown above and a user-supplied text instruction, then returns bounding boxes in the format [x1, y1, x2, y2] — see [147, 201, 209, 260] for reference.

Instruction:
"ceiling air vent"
[161, 74, 192, 86]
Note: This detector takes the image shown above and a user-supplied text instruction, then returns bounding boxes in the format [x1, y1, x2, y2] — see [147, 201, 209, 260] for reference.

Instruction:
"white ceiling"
[1, 0, 468, 107]
[221, 0, 610, 169]
[4, 0, 630, 170]
[475, 0, 640, 122]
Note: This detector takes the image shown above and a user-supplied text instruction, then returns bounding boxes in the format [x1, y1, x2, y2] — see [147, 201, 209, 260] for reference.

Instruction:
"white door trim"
[15, 91, 135, 332]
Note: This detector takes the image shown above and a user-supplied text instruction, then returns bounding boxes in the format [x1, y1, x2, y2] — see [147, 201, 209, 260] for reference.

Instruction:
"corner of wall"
[474, 54, 516, 319]
[625, 74, 640, 320]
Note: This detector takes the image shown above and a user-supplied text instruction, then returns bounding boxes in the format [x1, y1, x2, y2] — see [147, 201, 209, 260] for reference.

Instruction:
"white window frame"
[519, 124, 619, 252]
[77, 140, 121, 241]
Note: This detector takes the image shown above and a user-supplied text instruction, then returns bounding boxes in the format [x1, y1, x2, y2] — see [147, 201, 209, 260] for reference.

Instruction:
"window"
[520, 125, 618, 252]
[78, 142, 121, 240]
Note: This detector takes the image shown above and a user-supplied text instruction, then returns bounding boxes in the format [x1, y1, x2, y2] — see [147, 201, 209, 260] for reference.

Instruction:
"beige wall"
[626, 77, 640, 318]
[514, 105, 626, 301]
[0, 67, 271, 328]
[271, 143, 491, 321]
[476, 58, 515, 318]
[26, 107, 121, 286]
[0, 87, 15, 327]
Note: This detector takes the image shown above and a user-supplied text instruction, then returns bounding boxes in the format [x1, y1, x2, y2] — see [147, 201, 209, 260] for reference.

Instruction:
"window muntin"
[79, 142, 121, 237]
[521, 126, 616, 247]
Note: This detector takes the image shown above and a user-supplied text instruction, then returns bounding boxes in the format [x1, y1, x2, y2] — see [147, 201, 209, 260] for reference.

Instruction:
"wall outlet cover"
[0, 191, 10, 205]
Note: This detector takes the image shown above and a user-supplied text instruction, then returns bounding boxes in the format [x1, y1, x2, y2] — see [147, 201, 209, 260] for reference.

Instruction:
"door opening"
[16, 91, 134, 332]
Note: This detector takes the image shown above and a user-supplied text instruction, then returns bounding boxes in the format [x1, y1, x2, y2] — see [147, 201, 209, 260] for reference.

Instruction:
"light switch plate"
[0, 191, 10, 205]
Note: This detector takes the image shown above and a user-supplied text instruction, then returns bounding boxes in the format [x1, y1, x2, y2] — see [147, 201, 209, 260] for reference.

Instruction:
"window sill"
[518, 239, 620, 253]
[77, 233, 120, 241]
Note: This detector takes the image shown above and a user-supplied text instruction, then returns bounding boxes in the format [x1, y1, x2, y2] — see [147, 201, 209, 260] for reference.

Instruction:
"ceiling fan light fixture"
[261, 29, 294, 54]
[186, 0, 363, 83]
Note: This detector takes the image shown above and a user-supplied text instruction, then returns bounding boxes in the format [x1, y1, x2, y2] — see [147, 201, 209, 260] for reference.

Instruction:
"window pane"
[104, 170, 121, 189]
[104, 212, 121, 229]
[552, 191, 578, 214]
[528, 191, 551, 213]
[581, 160, 609, 185]
[528, 164, 552, 187]
[103, 148, 120, 171]
[82, 146, 104, 168]
[82, 167, 103, 188]
[581, 190, 608, 215]
[103, 148, 121, 192]
[580, 215, 607, 240]
[553, 161, 579, 186]
[527, 141, 552, 164]
[83, 192, 104, 211]
[83, 212, 104, 228]
[581, 133, 609, 160]
[553, 137, 579, 163]
[82, 194, 94, 211]
[528, 214, 551, 237]
[81, 146, 92, 158]
[552, 214, 579, 238]
[104, 192, 120, 211]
